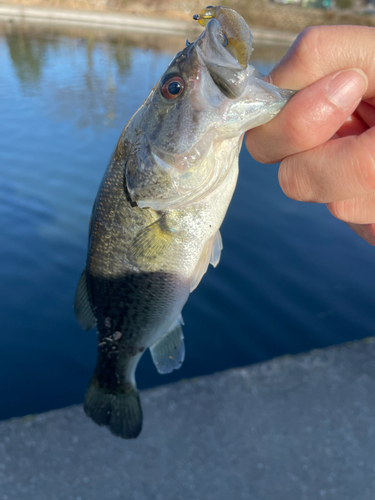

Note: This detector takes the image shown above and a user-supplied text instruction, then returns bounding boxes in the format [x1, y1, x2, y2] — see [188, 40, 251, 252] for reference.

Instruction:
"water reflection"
[6, 23, 373, 423]
[6, 28, 49, 86]
[2, 23, 290, 128]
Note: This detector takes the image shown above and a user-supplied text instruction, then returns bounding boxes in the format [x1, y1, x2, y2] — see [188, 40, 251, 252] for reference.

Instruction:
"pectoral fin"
[74, 269, 96, 331]
[190, 231, 223, 292]
[150, 318, 185, 374]
[131, 216, 174, 261]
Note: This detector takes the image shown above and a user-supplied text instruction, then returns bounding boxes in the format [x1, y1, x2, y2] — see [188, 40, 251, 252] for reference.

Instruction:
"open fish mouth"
[195, 16, 253, 99]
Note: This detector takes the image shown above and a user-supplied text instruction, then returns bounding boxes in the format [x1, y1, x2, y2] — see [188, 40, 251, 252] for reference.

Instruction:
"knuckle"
[328, 194, 375, 224]
[251, 149, 276, 165]
[327, 200, 354, 222]
[355, 145, 375, 192]
[291, 27, 324, 73]
[245, 132, 277, 164]
[278, 159, 313, 201]
[293, 27, 318, 52]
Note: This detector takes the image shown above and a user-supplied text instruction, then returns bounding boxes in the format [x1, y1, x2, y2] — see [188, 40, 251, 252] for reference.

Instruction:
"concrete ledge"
[0, 4, 297, 42]
[1, 339, 375, 499]
[0, 4, 198, 34]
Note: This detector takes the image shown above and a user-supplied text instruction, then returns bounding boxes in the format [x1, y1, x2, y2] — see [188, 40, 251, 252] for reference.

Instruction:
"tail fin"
[84, 376, 143, 439]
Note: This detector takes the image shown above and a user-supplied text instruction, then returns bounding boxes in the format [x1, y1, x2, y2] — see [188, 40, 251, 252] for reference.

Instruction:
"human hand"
[245, 26, 375, 245]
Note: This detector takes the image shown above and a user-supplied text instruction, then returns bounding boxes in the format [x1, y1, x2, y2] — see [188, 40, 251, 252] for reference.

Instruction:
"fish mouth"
[195, 17, 252, 99]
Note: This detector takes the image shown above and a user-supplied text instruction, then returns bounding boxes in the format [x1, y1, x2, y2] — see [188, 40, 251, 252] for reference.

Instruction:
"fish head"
[125, 11, 295, 210]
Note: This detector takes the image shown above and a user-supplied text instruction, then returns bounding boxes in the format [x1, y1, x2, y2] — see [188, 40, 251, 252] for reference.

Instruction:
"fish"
[74, 5, 296, 439]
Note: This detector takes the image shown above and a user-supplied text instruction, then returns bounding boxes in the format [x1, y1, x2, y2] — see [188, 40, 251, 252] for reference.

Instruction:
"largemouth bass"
[74, 5, 295, 439]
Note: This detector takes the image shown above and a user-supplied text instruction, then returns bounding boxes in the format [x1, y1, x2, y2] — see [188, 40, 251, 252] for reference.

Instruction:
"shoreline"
[1, 0, 375, 37]
[0, 3, 198, 34]
[0, 3, 298, 42]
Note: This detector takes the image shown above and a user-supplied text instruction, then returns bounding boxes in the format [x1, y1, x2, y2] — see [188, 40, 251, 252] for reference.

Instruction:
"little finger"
[345, 222, 375, 246]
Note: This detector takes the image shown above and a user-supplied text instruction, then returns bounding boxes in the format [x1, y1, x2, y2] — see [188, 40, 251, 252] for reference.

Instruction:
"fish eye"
[161, 76, 185, 100]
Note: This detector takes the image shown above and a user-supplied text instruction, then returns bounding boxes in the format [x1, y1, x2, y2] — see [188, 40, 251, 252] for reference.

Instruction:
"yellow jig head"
[193, 5, 217, 27]
[193, 5, 252, 69]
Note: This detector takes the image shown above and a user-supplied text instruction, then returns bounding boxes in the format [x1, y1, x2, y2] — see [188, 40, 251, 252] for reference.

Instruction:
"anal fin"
[150, 318, 185, 374]
[74, 269, 97, 331]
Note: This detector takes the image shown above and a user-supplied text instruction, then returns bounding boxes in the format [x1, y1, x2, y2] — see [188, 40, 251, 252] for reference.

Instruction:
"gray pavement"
[1, 339, 375, 499]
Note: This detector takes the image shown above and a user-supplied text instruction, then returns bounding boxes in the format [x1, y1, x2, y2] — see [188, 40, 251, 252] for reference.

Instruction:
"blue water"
[1, 25, 374, 421]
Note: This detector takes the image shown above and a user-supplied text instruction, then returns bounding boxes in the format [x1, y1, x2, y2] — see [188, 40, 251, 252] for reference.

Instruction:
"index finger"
[267, 25, 375, 102]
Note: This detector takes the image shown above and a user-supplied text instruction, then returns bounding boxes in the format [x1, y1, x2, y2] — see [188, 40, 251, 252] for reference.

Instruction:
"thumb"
[245, 68, 368, 165]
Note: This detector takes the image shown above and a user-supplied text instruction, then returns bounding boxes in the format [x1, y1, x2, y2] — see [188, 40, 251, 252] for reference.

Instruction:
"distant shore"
[1, 0, 375, 33]
[0, 3, 300, 48]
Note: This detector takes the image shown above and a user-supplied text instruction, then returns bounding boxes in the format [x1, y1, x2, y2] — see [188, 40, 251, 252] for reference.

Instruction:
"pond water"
[1, 23, 374, 421]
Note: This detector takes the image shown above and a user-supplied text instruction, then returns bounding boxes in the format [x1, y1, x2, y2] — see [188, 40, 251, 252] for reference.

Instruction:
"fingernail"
[327, 69, 368, 111]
